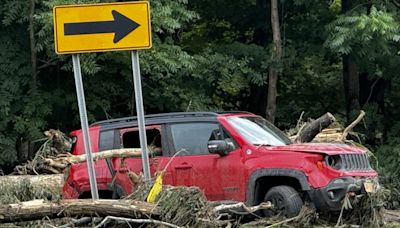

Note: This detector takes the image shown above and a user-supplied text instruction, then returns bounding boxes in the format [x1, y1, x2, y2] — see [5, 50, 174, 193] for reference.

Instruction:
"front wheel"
[264, 185, 303, 217]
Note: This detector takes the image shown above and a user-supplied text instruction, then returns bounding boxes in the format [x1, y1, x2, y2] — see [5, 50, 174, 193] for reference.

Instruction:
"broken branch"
[341, 110, 366, 141]
[94, 216, 182, 228]
[213, 202, 272, 214]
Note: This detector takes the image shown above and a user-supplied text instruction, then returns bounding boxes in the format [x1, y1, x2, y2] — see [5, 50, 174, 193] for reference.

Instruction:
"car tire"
[264, 185, 303, 217]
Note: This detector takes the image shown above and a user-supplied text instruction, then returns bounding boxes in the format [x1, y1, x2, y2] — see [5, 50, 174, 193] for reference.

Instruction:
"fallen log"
[312, 129, 343, 143]
[212, 202, 272, 214]
[383, 209, 400, 223]
[295, 112, 336, 143]
[311, 111, 366, 143]
[44, 148, 143, 169]
[0, 199, 159, 223]
[0, 174, 64, 191]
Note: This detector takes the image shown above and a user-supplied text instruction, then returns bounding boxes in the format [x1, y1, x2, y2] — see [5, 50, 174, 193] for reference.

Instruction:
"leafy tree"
[325, 1, 400, 119]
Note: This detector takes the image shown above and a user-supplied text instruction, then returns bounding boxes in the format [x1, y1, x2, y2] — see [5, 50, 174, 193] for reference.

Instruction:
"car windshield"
[227, 116, 292, 146]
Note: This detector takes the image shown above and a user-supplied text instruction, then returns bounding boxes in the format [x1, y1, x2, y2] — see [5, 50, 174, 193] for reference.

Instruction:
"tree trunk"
[0, 199, 159, 223]
[29, 0, 37, 91]
[266, 0, 282, 123]
[295, 113, 336, 143]
[342, 0, 360, 118]
[343, 54, 360, 117]
[247, 84, 268, 117]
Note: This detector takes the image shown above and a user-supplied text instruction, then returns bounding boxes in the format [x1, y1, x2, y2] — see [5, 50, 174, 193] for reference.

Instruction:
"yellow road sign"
[53, 1, 151, 54]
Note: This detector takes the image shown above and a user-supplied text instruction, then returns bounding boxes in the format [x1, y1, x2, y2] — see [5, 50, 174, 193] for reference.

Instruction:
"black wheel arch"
[246, 168, 311, 205]
[78, 184, 126, 199]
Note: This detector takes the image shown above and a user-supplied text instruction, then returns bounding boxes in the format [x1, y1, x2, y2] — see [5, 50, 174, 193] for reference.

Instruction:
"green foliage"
[329, 0, 342, 13]
[278, 53, 343, 127]
[374, 138, 400, 208]
[151, 0, 199, 35]
[325, 6, 400, 55]
[0, 23, 47, 165]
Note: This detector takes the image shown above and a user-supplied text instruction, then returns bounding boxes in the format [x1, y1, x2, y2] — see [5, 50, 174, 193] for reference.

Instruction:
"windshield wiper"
[254, 143, 272, 149]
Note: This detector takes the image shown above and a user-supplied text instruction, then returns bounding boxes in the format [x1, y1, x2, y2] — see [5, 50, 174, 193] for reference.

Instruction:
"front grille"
[340, 154, 372, 171]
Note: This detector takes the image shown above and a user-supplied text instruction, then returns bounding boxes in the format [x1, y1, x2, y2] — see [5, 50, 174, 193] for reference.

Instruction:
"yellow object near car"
[147, 172, 163, 203]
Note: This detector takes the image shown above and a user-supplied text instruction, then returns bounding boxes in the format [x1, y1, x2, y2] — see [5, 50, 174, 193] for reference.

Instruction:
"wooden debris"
[212, 201, 272, 214]
[94, 216, 182, 228]
[12, 127, 150, 175]
[43, 148, 142, 170]
[12, 129, 75, 175]
[0, 199, 159, 223]
[44, 129, 74, 154]
[312, 128, 344, 143]
[290, 110, 366, 144]
[294, 112, 336, 143]
[383, 209, 400, 223]
[342, 110, 366, 141]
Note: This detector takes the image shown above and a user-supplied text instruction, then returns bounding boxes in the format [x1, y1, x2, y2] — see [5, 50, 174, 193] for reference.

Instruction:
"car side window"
[121, 127, 162, 156]
[170, 123, 220, 155]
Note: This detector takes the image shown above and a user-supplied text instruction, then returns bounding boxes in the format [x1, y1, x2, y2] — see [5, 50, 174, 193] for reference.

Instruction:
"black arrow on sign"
[64, 10, 140, 43]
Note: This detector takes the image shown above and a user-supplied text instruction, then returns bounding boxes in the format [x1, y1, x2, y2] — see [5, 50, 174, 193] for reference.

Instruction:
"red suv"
[63, 112, 378, 216]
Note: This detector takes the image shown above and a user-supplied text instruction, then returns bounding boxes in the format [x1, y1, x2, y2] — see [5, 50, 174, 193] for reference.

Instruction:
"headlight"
[326, 155, 343, 170]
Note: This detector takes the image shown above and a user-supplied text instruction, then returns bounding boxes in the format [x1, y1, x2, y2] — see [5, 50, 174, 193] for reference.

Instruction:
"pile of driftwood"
[13, 129, 75, 175]
[0, 184, 399, 227]
[0, 186, 273, 227]
[12, 129, 155, 177]
[289, 110, 366, 144]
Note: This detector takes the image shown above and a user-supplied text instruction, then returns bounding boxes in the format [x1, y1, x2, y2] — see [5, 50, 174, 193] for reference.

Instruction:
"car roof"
[91, 111, 253, 130]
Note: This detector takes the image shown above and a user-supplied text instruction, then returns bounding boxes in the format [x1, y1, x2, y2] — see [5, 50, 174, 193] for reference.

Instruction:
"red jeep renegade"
[63, 112, 378, 216]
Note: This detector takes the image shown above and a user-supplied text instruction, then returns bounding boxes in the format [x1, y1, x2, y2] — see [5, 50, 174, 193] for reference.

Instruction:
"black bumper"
[307, 177, 368, 211]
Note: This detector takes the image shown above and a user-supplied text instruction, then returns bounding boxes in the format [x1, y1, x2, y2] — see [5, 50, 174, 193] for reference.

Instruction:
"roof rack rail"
[90, 112, 219, 126]
[216, 111, 252, 114]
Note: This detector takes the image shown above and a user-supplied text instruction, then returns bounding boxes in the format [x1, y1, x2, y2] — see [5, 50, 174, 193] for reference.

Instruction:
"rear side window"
[170, 123, 220, 155]
[121, 128, 162, 156]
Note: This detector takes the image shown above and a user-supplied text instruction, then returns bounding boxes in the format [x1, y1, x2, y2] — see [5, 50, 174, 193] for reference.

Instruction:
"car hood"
[261, 143, 367, 155]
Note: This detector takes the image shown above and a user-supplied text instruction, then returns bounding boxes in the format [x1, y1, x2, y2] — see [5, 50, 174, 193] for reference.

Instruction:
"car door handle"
[175, 163, 192, 169]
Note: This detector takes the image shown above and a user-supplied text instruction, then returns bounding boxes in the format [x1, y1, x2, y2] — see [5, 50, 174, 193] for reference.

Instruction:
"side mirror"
[208, 140, 229, 156]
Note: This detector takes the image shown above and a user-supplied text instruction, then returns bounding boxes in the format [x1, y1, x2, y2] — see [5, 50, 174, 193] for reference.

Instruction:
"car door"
[112, 124, 172, 195]
[166, 122, 245, 201]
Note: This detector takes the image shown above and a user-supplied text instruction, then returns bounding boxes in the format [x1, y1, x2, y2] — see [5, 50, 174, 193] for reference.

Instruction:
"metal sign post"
[131, 50, 151, 181]
[72, 54, 99, 199]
